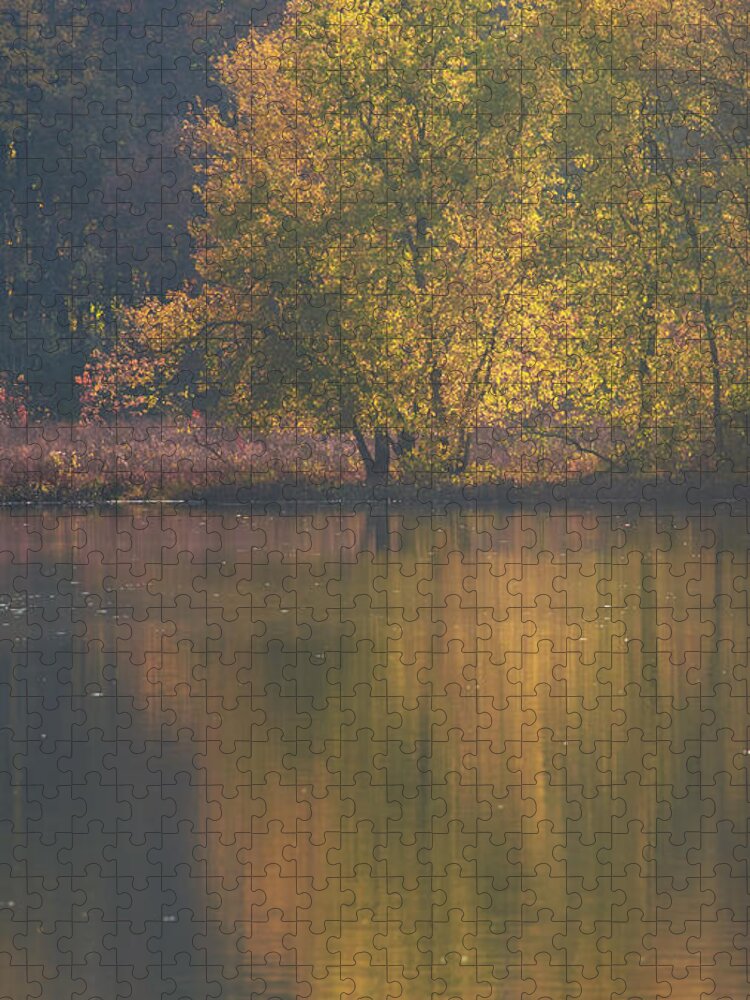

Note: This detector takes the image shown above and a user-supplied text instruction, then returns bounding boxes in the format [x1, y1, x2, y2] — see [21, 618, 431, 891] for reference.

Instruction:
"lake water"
[1, 503, 748, 999]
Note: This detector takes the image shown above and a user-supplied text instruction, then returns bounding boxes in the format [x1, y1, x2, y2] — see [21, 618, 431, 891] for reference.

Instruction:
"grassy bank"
[0, 421, 746, 510]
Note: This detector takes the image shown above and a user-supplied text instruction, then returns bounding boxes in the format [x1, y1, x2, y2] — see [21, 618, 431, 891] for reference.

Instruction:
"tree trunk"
[703, 298, 724, 458]
[637, 282, 657, 436]
[371, 427, 390, 483]
[352, 422, 390, 484]
[451, 429, 471, 474]
[680, 210, 725, 460]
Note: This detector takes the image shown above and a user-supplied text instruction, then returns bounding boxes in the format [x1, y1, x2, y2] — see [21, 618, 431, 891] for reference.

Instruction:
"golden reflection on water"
[0, 505, 748, 999]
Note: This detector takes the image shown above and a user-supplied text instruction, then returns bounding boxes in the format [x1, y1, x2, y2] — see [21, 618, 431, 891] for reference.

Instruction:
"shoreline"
[1, 471, 748, 512]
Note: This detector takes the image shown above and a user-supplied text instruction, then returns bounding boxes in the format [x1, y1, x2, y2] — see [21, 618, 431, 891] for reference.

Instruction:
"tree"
[97, 0, 563, 481]
[522, 0, 750, 468]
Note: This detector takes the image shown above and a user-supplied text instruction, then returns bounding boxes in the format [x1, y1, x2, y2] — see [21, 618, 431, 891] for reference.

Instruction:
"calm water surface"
[1, 504, 749, 999]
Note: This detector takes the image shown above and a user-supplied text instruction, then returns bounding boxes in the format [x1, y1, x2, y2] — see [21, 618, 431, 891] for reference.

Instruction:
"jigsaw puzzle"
[2, 1, 750, 997]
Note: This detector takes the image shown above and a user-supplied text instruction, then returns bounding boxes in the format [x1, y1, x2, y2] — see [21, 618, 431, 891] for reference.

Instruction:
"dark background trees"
[0, 0, 284, 415]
